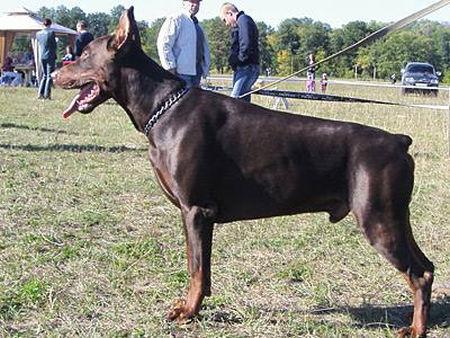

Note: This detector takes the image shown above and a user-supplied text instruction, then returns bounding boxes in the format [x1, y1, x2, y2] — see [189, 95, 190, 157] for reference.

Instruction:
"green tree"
[202, 17, 230, 73]
[54, 6, 86, 30]
[364, 31, 435, 79]
[257, 21, 276, 76]
[329, 21, 374, 77]
[274, 18, 330, 75]
[276, 18, 304, 52]
[37, 7, 56, 21]
[141, 18, 165, 61]
[31, 6, 450, 82]
[276, 50, 291, 76]
[86, 12, 111, 38]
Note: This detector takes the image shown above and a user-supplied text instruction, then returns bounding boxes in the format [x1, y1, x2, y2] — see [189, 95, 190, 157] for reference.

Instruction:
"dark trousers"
[38, 58, 55, 98]
[231, 64, 260, 102]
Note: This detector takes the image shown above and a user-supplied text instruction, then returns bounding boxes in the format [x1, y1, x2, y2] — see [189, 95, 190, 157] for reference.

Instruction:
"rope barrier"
[203, 84, 449, 111]
[239, 0, 450, 99]
[209, 75, 449, 91]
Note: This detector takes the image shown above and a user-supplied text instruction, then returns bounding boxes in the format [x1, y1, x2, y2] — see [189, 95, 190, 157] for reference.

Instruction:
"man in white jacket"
[157, 0, 211, 88]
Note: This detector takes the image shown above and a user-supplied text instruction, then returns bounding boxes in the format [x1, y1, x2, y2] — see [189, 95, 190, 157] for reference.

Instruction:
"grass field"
[0, 84, 449, 337]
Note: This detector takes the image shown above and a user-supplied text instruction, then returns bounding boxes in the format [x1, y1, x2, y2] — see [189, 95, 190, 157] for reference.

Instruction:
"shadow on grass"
[207, 297, 450, 329]
[0, 143, 147, 153]
[342, 298, 450, 330]
[0, 122, 79, 135]
[276, 297, 450, 331]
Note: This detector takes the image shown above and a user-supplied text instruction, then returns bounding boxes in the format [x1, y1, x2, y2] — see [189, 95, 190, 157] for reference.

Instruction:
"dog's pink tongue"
[62, 94, 80, 119]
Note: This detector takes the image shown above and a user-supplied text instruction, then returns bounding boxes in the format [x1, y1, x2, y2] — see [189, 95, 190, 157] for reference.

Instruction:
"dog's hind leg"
[167, 205, 214, 321]
[397, 216, 434, 338]
[351, 160, 434, 337]
[356, 215, 434, 337]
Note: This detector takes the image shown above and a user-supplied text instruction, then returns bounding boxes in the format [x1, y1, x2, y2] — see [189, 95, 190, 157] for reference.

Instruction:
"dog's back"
[151, 88, 414, 225]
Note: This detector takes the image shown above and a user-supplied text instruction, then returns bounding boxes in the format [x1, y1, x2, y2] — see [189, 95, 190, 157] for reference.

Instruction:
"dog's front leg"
[168, 206, 214, 321]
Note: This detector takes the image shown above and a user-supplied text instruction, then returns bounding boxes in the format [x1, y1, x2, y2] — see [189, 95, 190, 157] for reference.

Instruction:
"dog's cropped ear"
[109, 6, 141, 51]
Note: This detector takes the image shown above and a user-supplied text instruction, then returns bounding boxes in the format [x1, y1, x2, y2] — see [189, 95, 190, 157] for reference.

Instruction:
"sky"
[3, 0, 450, 28]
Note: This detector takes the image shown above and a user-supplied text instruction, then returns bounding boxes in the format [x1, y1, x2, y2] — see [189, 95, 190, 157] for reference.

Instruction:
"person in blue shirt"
[75, 21, 94, 58]
[220, 3, 260, 102]
[36, 18, 57, 99]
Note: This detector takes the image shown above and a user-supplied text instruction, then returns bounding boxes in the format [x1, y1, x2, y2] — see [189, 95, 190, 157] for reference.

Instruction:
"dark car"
[401, 62, 440, 95]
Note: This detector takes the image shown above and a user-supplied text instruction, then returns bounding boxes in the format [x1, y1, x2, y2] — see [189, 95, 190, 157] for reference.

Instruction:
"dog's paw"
[167, 299, 194, 322]
[397, 326, 426, 338]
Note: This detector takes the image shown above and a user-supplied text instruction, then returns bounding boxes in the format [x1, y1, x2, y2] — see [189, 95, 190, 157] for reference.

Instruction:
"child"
[62, 46, 75, 65]
[320, 73, 328, 93]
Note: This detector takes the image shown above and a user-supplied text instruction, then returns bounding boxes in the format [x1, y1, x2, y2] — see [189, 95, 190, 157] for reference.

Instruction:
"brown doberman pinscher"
[53, 7, 434, 337]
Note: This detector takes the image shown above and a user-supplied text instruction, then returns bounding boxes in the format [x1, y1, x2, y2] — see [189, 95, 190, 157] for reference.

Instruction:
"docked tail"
[396, 134, 413, 151]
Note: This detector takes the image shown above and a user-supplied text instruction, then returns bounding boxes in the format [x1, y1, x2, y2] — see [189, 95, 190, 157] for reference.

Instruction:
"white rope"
[239, 0, 450, 99]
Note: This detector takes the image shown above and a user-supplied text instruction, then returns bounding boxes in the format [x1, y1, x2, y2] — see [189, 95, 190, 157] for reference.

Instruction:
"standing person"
[36, 18, 57, 99]
[320, 73, 328, 93]
[157, 0, 210, 88]
[220, 3, 259, 102]
[306, 52, 316, 92]
[390, 73, 397, 84]
[74, 20, 94, 58]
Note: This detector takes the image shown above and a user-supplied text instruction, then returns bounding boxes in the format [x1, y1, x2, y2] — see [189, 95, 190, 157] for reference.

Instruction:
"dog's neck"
[113, 48, 185, 135]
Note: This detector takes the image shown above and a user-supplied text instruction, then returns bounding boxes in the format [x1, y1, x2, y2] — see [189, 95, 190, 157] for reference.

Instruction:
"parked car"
[401, 62, 440, 95]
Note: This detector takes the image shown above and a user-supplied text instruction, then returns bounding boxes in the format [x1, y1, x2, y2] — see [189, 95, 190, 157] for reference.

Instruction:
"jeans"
[38, 59, 55, 98]
[231, 64, 260, 102]
[178, 73, 202, 89]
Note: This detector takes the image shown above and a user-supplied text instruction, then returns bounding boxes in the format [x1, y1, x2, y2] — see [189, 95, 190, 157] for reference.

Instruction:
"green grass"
[0, 84, 449, 337]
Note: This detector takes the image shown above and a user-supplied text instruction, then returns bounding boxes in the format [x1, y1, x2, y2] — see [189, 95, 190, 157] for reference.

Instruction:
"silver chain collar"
[143, 87, 189, 136]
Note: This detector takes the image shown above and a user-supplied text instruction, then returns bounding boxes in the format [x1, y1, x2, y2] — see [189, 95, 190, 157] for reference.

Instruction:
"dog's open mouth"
[62, 82, 103, 118]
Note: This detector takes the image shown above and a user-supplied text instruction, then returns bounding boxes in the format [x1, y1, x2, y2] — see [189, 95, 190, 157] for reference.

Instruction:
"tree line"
[28, 5, 450, 82]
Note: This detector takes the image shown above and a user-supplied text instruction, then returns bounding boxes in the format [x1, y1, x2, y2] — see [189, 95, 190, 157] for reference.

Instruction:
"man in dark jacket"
[220, 3, 259, 102]
[74, 20, 94, 58]
[36, 18, 57, 99]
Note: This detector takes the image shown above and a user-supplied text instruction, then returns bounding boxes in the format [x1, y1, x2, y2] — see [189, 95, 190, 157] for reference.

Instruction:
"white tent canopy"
[0, 7, 78, 80]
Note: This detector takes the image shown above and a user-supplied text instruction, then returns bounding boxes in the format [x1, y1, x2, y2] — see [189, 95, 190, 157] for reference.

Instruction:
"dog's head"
[53, 6, 141, 118]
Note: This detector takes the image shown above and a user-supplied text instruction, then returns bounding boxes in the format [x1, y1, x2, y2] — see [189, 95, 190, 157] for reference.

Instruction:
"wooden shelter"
[0, 7, 77, 79]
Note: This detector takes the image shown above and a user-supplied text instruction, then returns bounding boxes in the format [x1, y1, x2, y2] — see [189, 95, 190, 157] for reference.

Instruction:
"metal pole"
[448, 87, 450, 157]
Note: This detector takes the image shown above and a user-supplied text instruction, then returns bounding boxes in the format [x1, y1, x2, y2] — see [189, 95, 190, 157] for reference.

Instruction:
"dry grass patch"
[0, 85, 449, 337]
